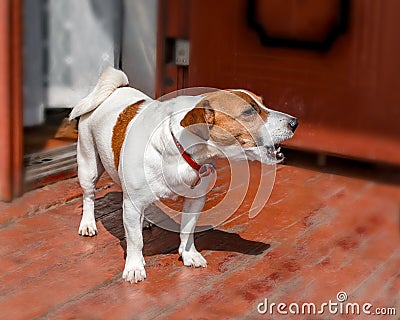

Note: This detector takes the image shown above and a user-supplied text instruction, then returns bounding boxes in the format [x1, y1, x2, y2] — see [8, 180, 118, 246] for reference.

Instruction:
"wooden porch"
[1, 152, 399, 319]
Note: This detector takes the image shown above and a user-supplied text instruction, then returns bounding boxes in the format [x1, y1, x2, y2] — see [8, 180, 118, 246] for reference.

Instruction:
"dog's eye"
[242, 104, 257, 116]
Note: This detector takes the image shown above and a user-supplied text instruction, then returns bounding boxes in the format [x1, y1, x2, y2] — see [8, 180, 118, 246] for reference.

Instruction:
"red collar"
[170, 130, 213, 189]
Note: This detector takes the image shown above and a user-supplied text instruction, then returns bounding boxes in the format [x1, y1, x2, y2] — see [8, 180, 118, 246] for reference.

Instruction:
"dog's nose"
[288, 118, 298, 132]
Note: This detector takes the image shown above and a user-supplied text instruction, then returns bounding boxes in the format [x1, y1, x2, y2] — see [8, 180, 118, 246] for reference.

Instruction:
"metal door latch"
[175, 39, 190, 66]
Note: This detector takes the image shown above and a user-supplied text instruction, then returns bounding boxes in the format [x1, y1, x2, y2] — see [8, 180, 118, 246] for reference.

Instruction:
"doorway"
[23, 0, 122, 188]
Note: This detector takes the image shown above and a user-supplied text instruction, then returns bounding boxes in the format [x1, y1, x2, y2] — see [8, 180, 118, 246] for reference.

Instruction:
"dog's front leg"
[179, 196, 207, 268]
[122, 195, 146, 283]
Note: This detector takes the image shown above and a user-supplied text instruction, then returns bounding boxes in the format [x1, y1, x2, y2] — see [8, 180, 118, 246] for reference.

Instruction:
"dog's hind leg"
[179, 196, 208, 268]
[122, 195, 147, 283]
[77, 120, 105, 236]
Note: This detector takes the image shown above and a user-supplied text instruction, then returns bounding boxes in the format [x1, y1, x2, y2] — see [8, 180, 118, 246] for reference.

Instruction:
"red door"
[183, 0, 400, 164]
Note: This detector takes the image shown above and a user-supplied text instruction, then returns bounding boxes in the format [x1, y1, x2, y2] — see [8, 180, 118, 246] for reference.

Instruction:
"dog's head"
[180, 89, 298, 163]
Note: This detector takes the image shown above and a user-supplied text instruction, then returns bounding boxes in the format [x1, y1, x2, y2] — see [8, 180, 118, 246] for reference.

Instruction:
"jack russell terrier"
[70, 67, 298, 283]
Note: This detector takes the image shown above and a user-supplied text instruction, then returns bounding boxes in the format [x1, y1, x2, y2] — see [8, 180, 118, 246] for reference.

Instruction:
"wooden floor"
[1, 155, 399, 319]
[24, 109, 77, 155]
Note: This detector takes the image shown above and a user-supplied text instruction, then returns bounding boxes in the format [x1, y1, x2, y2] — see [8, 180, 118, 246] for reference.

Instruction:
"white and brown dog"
[70, 67, 297, 283]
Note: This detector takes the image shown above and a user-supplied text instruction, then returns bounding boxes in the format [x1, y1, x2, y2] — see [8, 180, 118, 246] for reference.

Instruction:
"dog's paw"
[181, 250, 207, 268]
[122, 262, 147, 283]
[78, 220, 97, 237]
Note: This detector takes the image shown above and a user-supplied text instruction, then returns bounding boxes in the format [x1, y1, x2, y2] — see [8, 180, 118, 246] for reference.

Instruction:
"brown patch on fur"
[228, 89, 263, 104]
[180, 100, 215, 140]
[200, 90, 269, 147]
[112, 100, 144, 170]
[180, 105, 206, 127]
[227, 90, 269, 122]
[210, 111, 262, 147]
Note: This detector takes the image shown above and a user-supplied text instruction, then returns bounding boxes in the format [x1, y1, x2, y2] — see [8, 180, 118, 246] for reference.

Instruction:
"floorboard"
[1, 162, 399, 319]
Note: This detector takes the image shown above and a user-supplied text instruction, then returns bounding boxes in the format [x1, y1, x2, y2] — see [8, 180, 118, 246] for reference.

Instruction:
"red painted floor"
[0, 158, 399, 319]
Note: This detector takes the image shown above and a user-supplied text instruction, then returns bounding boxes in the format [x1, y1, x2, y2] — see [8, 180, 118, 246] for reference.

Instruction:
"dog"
[70, 67, 298, 283]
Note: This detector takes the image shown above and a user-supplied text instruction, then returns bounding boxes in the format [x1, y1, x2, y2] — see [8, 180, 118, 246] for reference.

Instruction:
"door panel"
[187, 0, 400, 164]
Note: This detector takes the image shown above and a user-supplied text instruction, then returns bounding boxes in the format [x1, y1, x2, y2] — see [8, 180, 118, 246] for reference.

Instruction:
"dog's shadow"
[94, 191, 270, 258]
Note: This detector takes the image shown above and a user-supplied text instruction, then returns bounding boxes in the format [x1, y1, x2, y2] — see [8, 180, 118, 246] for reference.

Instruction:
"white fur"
[72, 68, 296, 283]
[69, 67, 129, 120]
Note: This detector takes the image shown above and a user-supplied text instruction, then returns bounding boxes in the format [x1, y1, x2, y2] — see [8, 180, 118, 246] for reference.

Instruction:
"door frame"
[0, 0, 23, 201]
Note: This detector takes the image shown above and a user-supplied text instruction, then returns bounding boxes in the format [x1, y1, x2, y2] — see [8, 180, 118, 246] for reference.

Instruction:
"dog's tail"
[69, 67, 129, 120]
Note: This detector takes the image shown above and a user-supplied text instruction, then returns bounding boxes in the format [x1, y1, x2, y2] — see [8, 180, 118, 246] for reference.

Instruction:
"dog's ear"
[180, 99, 215, 140]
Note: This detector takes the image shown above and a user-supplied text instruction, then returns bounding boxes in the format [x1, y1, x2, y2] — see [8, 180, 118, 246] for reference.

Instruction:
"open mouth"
[266, 144, 284, 162]
[244, 144, 284, 164]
